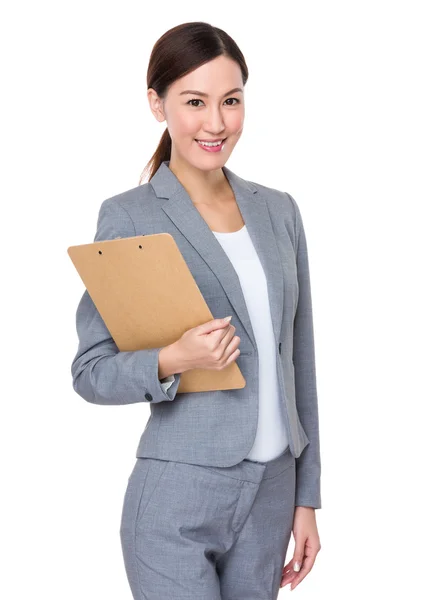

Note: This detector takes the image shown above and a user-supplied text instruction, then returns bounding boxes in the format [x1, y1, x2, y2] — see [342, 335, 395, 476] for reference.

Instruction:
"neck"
[168, 156, 230, 205]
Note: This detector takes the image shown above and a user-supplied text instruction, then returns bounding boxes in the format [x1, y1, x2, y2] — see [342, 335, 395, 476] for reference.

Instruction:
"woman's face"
[148, 55, 245, 172]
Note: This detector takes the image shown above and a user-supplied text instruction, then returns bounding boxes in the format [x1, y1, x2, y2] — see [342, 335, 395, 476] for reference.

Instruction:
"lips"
[194, 138, 227, 143]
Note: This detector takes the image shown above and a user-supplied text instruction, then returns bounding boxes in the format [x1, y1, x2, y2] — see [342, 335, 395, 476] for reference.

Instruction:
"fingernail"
[223, 316, 232, 322]
[293, 561, 301, 572]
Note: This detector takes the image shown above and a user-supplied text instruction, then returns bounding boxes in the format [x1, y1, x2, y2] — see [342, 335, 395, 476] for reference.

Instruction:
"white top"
[212, 225, 289, 461]
[161, 224, 289, 462]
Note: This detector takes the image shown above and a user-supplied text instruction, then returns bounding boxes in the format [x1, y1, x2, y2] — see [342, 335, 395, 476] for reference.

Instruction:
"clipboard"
[67, 233, 246, 393]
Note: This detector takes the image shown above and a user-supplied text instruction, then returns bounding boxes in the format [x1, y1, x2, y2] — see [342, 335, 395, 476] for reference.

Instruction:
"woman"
[71, 21, 322, 599]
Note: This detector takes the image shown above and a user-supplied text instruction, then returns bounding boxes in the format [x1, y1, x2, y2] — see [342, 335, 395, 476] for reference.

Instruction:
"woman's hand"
[280, 506, 321, 591]
[174, 316, 241, 372]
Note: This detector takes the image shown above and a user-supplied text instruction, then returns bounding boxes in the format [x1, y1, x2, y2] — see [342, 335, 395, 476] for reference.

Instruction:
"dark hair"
[139, 21, 249, 184]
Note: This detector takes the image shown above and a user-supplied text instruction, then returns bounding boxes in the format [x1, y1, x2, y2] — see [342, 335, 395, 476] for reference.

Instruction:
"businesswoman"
[71, 21, 322, 600]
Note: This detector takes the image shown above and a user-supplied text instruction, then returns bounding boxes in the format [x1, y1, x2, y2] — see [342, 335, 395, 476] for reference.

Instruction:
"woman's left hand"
[280, 506, 321, 590]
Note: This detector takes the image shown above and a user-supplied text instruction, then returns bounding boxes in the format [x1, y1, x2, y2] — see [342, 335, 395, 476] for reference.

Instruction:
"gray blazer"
[71, 160, 322, 509]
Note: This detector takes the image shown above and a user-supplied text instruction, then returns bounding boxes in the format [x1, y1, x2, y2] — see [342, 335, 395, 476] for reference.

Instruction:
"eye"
[187, 99, 204, 107]
[225, 98, 240, 106]
[186, 98, 241, 107]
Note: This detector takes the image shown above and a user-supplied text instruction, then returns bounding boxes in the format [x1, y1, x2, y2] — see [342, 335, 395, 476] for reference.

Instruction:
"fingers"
[198, 316, 232, 334]
[287, 537, 306, 582]
[280, 547, 320, 590]
[290, 553, 316, 590]
[280, 558, 297, 587]
[216, 324, 240, 355]
[225, 347, 241, 366]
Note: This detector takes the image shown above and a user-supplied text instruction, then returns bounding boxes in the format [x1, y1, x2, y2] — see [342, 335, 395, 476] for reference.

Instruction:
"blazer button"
[145, 392, 153, 402]
[278, 342, 282, 354]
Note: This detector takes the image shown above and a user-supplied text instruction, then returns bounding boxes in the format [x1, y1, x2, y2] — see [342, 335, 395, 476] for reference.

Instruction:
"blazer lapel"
[150, 160, 284, 351]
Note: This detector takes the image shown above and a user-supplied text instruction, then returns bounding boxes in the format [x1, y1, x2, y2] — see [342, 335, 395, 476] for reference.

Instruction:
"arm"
[287, 192, 322, 509]
[71, 198, 182, 405]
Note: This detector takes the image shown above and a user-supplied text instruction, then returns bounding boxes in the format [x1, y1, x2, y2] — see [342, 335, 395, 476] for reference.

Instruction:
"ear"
[147, 88, 166, 123]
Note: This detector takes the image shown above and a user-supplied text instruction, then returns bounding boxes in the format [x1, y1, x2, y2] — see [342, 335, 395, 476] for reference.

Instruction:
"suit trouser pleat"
[120, 446, 295, 600]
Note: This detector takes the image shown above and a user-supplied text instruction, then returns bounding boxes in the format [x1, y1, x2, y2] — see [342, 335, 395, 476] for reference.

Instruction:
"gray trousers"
[119, 445, 296, 599]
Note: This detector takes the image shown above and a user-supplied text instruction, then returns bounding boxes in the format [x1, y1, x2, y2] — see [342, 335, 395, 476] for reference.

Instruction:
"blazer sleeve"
[71, 198, 182, 405]
[287, 192, 322, 509]
[160, 375, 175, 392]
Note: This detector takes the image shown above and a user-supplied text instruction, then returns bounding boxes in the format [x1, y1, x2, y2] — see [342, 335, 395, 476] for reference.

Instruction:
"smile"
[195, 138, 226, 147]
[195, 138, 227, 152]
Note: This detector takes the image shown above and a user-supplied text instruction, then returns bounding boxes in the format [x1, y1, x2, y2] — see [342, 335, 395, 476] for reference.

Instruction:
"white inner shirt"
[212, 224, 289, 462]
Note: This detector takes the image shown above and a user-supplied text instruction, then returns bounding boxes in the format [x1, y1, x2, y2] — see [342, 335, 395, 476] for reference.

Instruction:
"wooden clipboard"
[67, 233, 246, 393]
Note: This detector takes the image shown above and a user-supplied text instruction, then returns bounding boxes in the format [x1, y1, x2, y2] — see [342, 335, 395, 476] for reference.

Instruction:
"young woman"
[71, 21, 322, 600]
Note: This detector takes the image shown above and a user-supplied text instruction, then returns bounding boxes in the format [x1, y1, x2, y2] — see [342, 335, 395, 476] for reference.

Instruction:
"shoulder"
[245, 177, 301, 234]
[94, 182, 156, 240]
[99, 181, 155, 218]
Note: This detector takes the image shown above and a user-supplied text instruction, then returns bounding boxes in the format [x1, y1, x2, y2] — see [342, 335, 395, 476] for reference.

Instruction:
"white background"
[2, 1, 428, 598]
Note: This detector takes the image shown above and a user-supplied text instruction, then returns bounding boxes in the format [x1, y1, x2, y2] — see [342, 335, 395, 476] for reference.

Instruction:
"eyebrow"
[179, 87, 244, 97]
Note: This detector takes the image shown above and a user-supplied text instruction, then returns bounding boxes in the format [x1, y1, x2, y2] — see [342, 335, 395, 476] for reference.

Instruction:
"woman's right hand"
[174, 317, 241, 372]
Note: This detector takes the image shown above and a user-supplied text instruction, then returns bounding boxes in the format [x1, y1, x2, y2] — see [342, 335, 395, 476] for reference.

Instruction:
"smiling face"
[148, 55, 245, 172]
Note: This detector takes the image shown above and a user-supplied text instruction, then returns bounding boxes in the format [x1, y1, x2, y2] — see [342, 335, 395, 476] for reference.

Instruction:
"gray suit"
[71, 160, 321, 510]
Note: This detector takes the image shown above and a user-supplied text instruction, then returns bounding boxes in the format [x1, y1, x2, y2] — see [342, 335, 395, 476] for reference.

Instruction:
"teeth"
[196, 139, 223, 147]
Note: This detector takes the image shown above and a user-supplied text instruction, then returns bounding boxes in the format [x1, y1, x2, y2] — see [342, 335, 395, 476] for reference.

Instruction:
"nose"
[203, 107, 226, 136]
